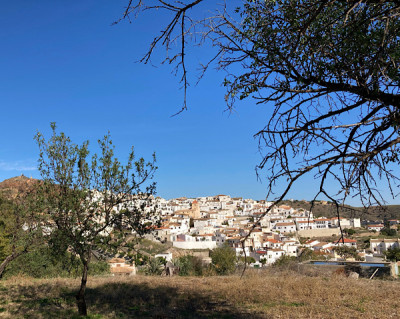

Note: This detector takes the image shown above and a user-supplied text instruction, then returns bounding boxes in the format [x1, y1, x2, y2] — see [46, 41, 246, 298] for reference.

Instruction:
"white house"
[367, 224, 385, 232]
[350, 218, 361, 228]
[108, 258, 136, 276]
[335, 238, 357, 248]
[296, 220, 316, 230]
[370, 238, 399, 255]
[258, 248, 285, 265]
[274, 222, 297, 233]
[314, 218, 330, 229]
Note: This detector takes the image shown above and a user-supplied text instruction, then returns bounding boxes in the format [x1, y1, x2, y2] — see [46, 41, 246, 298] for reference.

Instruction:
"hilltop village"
[146, 195, 399, 266]
[0, 176, 398, 272]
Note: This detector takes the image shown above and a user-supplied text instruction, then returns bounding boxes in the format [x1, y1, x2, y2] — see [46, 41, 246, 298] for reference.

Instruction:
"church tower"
[190, 200, 201, 219]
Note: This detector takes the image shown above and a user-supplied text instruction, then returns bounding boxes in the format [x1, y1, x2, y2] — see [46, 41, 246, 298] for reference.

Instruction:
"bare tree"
[118, 1, 400, 245]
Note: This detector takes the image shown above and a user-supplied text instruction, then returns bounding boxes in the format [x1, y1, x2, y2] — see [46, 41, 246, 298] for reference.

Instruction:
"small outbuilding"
[108, 258, 136, 276]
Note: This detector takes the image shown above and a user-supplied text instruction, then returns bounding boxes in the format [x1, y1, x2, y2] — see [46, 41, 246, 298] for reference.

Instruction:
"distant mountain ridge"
[279, 199, 400, 221]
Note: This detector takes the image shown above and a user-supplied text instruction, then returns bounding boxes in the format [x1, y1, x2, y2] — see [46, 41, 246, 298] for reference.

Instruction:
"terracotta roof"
[266, 239, 282, 244]
[340, 238, 357, 243]
[256, 250, 267, 254]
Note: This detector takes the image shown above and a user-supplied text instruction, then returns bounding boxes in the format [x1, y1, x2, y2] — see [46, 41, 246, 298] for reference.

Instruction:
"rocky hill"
[0, 175, 38, 198]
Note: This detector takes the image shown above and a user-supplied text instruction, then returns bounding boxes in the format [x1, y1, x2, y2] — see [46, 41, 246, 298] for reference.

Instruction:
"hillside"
[279, 200, 400, 221]
[0, 175, 38, 199]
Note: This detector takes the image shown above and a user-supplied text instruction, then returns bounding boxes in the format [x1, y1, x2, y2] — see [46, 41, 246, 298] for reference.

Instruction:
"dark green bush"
[211, 245, 236, 275]
[174, 255, 203, 276]
[4, 247, 109, 279]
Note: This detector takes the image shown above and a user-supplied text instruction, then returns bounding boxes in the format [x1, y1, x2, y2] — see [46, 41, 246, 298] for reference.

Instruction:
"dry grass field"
[0, 270, 398, 318]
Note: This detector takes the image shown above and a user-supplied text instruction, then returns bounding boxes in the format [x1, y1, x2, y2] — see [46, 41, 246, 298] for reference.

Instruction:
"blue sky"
[0, 1, 398, 205]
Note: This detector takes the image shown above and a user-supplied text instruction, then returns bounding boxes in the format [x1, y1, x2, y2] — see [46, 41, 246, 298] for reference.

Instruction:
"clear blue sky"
[0, 1, 397, 205]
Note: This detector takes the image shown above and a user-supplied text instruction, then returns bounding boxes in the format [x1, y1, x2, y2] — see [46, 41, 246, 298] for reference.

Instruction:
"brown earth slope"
[279, 200, 400, 221]
[0, 175, 39, 199]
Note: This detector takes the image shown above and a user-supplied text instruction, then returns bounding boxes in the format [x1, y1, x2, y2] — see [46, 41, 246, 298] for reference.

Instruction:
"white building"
[258, 249, 285, 265]
[367, 224, 385, 232]
[274, 222, 297, 233]
[370, 238, 399, 255]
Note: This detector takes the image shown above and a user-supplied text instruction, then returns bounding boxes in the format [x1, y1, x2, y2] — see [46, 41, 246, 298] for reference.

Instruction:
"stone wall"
[298, 228, 341, 238]
[173, 241, 217, 250]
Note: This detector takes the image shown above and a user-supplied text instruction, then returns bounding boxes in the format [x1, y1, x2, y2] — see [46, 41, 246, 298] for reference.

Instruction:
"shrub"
[298, 248, 327, 262]
[239, 256, 256, 265]
[272, 255, 297, 267]
[211, 245, 236, 275]
[173, 255, 203, 276]
[344, 228, 356, 235]
[144, 258, 163, 276]
[5, 247, 109, 279]
[384, 247, 400, 262]
[380, 228, 397, 236]
[333, 246, 359, 260]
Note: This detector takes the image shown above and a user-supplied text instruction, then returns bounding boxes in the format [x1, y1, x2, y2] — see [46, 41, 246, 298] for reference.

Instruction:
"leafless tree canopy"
[119, 1, 400, 212]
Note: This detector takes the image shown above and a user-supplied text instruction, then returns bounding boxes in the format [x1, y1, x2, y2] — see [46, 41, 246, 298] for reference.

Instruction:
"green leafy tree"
[344, 228, 356, 236]
[35, 123, 158, 316]
[173, 255, 203, 276]
[0, 190, 44, 278]
[211, 244, 237, 275]
[380, 227, 397, 236]
[384, 247, 400, 262]
[121, 0, 400, 209]
[334, 246, 363, 260]
[3, 247, 109, 279]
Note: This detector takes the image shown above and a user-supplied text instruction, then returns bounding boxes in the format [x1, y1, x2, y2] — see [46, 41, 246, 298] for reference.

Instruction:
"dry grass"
[0, 270, 398, 318]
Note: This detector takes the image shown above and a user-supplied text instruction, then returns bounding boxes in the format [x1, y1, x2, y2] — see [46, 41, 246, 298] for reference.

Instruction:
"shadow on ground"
[85, 280, 263, 318]
[2, 280, 265, 318]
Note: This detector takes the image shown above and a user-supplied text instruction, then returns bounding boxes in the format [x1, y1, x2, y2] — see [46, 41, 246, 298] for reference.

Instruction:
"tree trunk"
[76, 261, 89, 316]
[0, 252, 21, 279]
